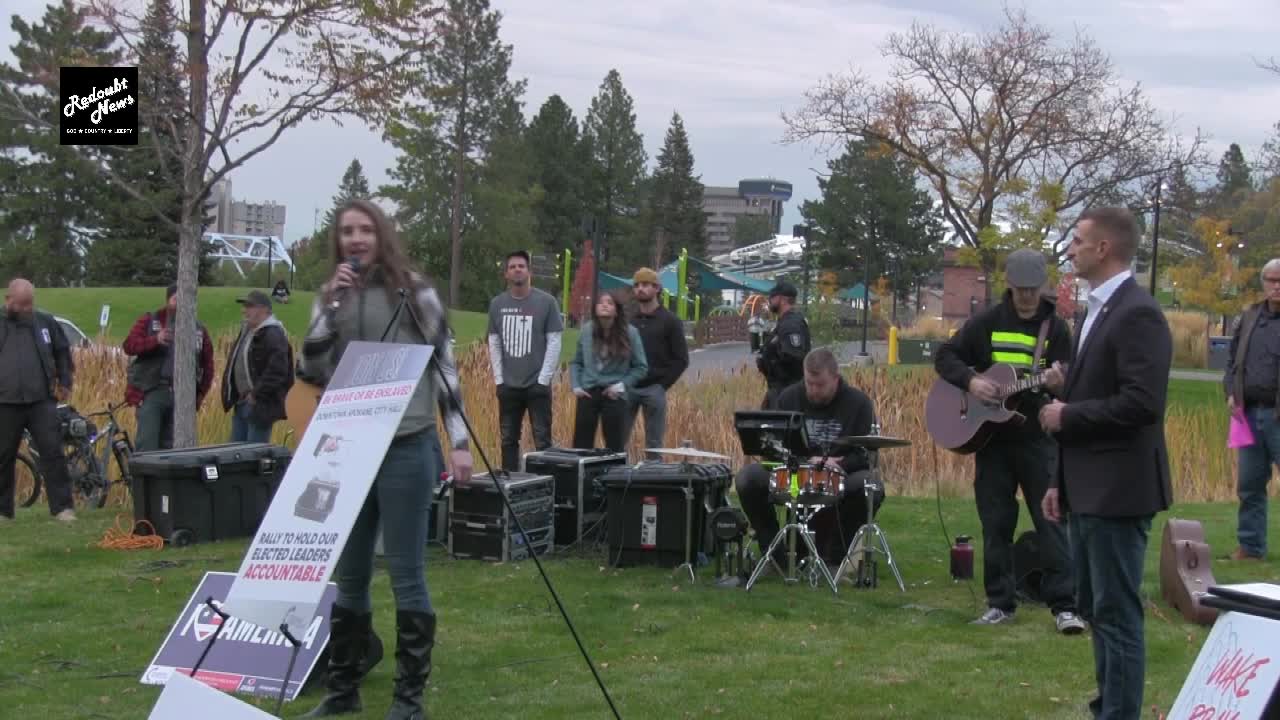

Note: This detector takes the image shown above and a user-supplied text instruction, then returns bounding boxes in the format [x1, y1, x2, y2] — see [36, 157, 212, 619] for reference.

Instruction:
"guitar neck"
[1000, 371, 1048, 398]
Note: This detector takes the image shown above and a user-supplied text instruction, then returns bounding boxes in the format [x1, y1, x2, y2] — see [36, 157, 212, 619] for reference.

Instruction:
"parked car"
[55, 316, 91, 348]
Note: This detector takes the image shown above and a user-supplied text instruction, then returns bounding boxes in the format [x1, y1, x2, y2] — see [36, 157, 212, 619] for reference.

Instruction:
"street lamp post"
[1150, 176, 1163, 296]
[794, 224, 811, 307]
[859, 231, 872, 357]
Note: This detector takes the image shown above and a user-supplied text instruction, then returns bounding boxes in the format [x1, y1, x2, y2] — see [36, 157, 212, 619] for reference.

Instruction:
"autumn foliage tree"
[1168, 217, 1259, 330]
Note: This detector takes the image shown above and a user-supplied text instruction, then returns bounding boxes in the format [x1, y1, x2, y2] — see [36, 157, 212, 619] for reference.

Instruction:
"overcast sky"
[4, 0, 1279, 247]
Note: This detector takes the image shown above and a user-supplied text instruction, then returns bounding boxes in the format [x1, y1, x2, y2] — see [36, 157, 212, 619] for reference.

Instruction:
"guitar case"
[1159, 518, 1219, 626]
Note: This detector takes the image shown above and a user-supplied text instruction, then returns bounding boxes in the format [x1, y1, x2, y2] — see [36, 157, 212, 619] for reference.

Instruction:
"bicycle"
[15, 431, 43, 508]
[85, 402, 135, 503]
[16, 405, 111, 509]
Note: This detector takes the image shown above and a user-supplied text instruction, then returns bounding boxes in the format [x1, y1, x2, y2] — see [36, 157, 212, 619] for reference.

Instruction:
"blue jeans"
[1237, 406, 1279, 556]
[1070, 513, 1152, 720]
[333, 431, 440, 613]
[229, 401, 274, 444]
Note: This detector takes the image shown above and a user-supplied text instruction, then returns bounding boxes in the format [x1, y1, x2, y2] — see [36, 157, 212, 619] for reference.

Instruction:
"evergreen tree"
[583, 69, 647, 272]
[801, 139, 945, 309]
[0, 0, 118, 285]
[647, 111, 705, 265]
[527, 95, 587, 258]
[85, 0, 207, 286]
[1213, 142, 1254, 211]
[732, 215, 774, 250]
[470, 97, 541, 304]
[291, 159, 374, 290]
[324, 159, 372, 226]
[425, 0, 525, 307]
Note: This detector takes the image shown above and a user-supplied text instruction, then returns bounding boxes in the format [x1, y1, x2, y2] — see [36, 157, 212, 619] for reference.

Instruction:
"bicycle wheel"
[67, 443, 108, 509]
[16, 452, 42, 508]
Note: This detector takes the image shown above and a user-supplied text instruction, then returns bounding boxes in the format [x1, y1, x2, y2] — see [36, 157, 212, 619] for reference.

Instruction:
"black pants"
[735, 463, 885, 564]
[0, 401, 74, 517]
[974, 434, 1075, 614]
[497, 384, 553, 471]
[572, 388, 628, 453]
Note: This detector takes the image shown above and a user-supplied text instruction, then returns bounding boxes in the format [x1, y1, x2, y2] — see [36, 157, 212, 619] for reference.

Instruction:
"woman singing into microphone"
[299, 198, 472, 720]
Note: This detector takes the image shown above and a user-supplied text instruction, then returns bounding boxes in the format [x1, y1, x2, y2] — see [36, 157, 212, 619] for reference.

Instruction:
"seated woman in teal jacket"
[570, 290, 648, 452]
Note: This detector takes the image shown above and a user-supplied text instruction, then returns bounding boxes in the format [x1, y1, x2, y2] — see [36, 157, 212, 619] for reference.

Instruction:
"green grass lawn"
[2, 498, 1276, 719]
[34, 286, 578, 362]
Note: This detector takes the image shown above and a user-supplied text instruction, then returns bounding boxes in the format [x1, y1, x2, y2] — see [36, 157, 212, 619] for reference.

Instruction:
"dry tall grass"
[1167, 310, 1211, 369]
[27, 334, 1263, 510]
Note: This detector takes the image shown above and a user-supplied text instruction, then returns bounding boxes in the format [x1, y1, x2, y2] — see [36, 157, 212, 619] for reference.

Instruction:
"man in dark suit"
[1039, 207, 1173, 720]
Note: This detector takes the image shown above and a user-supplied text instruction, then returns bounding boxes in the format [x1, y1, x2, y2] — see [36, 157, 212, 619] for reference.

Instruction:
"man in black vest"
[0, 279, 77, 522]
[123, 284, 215, 451]
[756, 281, 809, 408]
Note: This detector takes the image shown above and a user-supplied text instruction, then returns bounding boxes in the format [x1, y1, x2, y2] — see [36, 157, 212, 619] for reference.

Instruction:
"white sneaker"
[54, 509, 77, 523]
[1055, 611, 1086, 635]
[971, 607, 1014, 625]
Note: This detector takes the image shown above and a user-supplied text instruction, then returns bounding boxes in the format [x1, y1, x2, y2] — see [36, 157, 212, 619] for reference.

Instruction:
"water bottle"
[950, 535, 974, 580]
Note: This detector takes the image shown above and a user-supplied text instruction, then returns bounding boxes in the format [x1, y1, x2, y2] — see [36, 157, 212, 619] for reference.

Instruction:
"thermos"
[950, 535, 974, 580]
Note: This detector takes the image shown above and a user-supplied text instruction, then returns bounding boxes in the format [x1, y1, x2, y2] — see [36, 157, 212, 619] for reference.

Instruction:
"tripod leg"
[745, 529, 790, 591]
[874, 525, 906, 592]
[835, 525, 868, 584]
[799, 526, 838, 595]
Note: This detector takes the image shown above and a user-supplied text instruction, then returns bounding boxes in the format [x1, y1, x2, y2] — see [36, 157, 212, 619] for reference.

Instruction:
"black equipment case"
[600, 462, 731, 568]
[448, 471, 555, 562]
[521, 448, 628, 547]
[130, 442, 292, 546]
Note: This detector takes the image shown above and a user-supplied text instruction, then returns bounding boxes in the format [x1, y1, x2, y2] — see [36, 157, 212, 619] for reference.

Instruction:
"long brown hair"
[591, 291, 631, 360]
[329, 199, 429, 303]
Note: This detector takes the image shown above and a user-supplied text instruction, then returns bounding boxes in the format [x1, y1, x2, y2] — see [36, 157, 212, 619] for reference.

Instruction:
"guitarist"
[934, 249, 1083, 634]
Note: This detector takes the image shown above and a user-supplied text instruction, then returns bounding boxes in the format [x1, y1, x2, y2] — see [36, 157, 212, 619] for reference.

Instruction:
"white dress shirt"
[1077, 270, 1132, 350]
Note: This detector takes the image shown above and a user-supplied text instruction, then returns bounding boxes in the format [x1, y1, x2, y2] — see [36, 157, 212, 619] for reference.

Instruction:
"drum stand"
[835, 470, 905, 592]
[744, 454, 839, 595]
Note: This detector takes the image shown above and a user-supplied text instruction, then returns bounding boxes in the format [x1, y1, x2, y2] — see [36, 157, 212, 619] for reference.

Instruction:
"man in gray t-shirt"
[488, 250, 563, 470]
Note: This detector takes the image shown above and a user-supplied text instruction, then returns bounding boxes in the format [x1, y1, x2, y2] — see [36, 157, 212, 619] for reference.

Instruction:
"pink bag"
[1229, 408, 1255, 449]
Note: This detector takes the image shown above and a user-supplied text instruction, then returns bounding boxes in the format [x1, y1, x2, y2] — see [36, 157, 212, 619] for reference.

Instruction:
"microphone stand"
[390, 288, 622, 720]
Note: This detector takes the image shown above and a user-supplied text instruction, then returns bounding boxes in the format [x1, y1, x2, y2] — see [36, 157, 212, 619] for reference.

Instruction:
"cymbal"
[830, 435, 913, 451]
[646, 447, 732, 461]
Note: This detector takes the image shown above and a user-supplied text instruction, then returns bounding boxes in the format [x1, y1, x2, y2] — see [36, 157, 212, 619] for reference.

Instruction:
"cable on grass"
[95, 514, 164, 551]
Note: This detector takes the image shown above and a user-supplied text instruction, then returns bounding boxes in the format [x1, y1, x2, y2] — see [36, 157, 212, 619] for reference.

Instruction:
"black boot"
[304, 604, 371, 717]
[385, 610, 436, 720]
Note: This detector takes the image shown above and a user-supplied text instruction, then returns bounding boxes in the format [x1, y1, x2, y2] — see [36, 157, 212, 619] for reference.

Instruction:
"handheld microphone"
[329, 256, 361, 312]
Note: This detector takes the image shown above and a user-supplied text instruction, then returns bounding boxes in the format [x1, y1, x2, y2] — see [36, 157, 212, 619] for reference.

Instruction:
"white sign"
[149, 672, 278, 719]
[1167, 606, 1280, 719]
[223, 341, 433, 636]
[99, 303, 110, 330]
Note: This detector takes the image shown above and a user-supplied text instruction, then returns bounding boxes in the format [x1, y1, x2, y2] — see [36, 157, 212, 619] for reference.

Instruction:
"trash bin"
[1207, 336, 1232, 371]
[898, 339, 944, 365]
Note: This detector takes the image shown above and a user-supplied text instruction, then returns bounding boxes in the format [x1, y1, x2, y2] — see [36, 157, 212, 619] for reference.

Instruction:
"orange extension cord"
[95, 514, 165, 550]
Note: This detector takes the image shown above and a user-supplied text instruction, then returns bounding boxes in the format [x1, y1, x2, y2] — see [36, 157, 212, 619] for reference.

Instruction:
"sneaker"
[54, 509, 76, 523]
[971, 607, 1014, 625]
[1055, 611, 1086, 635]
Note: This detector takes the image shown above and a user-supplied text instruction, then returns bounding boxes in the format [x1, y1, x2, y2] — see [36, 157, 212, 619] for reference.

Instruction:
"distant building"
[702, 179, 792, 258]
[207, 178, 234, 233]
[941, 247, 988, 321]
[230, 200, 287, 239]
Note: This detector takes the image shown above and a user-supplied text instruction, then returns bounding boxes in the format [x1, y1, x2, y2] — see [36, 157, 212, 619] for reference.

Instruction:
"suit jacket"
[1052, 276, 1173, 517]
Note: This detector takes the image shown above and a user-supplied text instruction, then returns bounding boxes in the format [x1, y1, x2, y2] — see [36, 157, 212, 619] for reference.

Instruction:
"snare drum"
[770, 465, 844, 500]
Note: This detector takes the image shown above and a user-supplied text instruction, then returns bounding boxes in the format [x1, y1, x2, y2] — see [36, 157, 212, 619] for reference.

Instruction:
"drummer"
[735, 348, 882, 565]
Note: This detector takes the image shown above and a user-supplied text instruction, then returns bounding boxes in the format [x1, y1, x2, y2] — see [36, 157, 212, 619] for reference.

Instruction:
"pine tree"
[527, 95, 587, 258]
[324, 159, 372, 226]
[647, 112, 705, 266]
[583, 69, 647, 272]
[1213, 142, 1254, 212]
[293, 159, 376, 290]
[85, 0, 203, 286]
[0, 0, 119, 285]
[425, 0, 525, 307]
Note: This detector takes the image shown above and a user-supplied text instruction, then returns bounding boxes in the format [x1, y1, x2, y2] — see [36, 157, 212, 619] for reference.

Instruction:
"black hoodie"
[934, 292, 1072, 438]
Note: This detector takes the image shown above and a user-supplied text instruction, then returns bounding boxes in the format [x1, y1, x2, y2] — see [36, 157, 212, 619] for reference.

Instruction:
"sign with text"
[1167, 601, 1280, 719]
[224, 342, 433, 635]
[142, 572, 336, 702]
[59, 66, 138, 145]
[149, 671, 279, 720]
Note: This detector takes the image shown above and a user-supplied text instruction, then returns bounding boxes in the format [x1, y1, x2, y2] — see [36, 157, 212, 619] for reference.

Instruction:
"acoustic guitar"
[285, 376, 326, 440]
[924, 363, 1052, 454]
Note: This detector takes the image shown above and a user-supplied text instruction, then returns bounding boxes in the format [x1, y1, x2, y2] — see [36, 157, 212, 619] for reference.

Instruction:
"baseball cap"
[1005, 249, 1048, 289]
[236, 290, 272, 309]
[767, 280, 798, 299]
[633, 267, 660, 286]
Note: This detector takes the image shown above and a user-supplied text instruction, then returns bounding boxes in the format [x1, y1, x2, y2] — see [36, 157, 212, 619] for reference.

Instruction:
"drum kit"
[732, 411, 911, 594]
